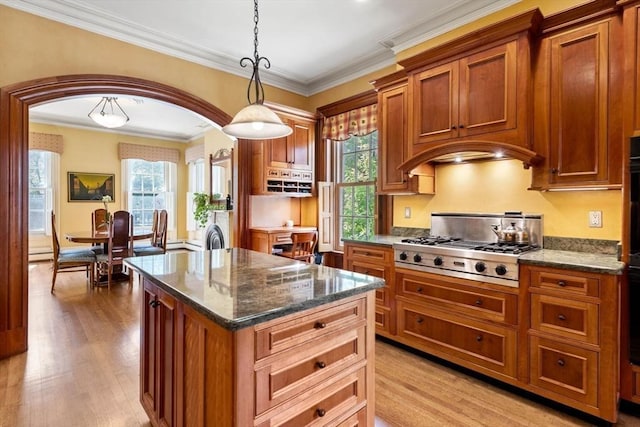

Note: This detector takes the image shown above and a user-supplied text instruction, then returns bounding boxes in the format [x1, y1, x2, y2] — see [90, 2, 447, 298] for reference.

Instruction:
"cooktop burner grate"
[400, 236, 460, 245]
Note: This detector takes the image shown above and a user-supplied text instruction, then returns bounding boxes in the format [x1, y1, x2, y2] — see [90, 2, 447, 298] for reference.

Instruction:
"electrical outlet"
[404, 207, 411, 219]
[589, 210, 602, 228]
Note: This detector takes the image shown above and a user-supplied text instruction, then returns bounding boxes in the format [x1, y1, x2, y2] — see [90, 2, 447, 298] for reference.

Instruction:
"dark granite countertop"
[125, 248, 384, 331]
[519, 249, 624, 275]
[342, 235, 406, 247]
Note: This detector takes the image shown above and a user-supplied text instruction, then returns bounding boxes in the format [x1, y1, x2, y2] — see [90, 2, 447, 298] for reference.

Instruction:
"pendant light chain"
[240, 0, 269, 106]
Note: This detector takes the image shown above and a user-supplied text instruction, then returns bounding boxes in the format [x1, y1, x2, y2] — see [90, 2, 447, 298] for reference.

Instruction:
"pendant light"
[88, 96, 130, 128]
[222, 0, 292, 140]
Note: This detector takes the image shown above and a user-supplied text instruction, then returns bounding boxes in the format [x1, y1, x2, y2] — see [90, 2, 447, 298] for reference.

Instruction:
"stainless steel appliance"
[393, 212, 543, 287]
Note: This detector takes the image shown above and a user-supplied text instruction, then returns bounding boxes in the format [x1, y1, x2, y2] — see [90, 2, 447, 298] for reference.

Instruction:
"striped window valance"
[184, 144, 204, 164]
[321, 104, 378, 141]
[29, 132, 63, 154]
[118, 142, 180, 164]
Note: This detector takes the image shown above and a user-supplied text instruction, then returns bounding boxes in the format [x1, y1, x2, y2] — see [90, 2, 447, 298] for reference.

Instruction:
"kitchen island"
[125, 248, 383, 427]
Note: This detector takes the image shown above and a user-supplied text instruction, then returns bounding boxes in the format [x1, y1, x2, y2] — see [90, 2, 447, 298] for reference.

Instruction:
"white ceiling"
[10, 0, 520, 140]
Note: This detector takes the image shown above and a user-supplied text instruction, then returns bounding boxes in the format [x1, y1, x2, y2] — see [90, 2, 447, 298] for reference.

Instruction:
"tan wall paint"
[0, 5, 308, 116]
[29, 123, 189, 249]
[393, 160, 621, 240]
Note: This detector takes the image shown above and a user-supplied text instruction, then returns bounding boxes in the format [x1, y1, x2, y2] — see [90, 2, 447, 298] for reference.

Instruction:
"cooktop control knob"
[495, 264, 508, 276]
[475, 262, 486, 272]
[413, 253, 422, 263]
[433, 256, 443, 266]
[399, 252, 408, 261]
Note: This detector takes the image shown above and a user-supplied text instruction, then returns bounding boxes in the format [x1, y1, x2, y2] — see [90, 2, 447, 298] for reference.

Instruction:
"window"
[28, 150, 55, 234]
[335, 132, 378, 244]
[186, 159, 204, 231]
[124, 159, 176, 234]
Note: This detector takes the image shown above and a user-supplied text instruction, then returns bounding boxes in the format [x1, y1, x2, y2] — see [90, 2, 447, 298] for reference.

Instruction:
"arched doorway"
[0, 74, 233, 358]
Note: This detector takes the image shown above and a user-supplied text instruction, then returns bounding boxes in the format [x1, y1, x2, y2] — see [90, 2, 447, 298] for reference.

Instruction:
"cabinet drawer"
[397, 300, 517, 378]
[397, 272, 517, 324]
[375, 306, 393, 336]
[255, 366, 366, 427]
[531, 294, 599, 345]
[254, 297, 366, 360]
[345, 244, 393, 264]
[529, 336, 598, 407]
[348, 261, 390, 306]
[255, 326, 366, 415]
[271, 232, 293, 245]
[334, 407, 367, 426]
[528, 268, 600, 297]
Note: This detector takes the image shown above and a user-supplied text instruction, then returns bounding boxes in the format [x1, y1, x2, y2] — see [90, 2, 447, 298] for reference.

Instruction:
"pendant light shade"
[222, 104, 292, 139]
[221, 0, 292, 140]
[88, 97, 130, 128]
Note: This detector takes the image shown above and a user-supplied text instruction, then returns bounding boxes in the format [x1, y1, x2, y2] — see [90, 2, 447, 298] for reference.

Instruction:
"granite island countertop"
[518, 249, 624, 275]
[125, 248, 384, 331]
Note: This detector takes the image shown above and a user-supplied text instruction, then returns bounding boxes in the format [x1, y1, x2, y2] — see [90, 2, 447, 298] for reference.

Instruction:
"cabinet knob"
[416, 286, 423, 293]
[149, 299, 160, 308]
[451, 125, 457, 130]
[475, 299, 483, 306]
[316, 408, 326, 417]
[416, 317, 424, 324]
[476, 335, 483, 342]
[314, 321, 326, 329]
[315, 361, 326, 369]
[459, 124, 464, 128]
[558, 314, 566, 321]
[557, 358, 565, 367]
[557, 280, 566, 287]
[550, 168, 558, 174]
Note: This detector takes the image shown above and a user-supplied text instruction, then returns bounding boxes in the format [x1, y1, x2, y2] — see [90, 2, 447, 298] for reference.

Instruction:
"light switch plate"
[404, 207, 411, 218]
[589, 210, 602, 228]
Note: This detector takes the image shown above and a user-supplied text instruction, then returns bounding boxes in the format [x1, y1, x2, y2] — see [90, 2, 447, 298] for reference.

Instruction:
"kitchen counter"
[125, 248, 384, 330]
[341, 234, 407, 247]
[519, 249, 624, 275]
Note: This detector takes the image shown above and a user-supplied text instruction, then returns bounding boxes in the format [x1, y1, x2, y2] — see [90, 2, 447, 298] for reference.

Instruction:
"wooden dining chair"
[51, 211, 97, 293]
[278, 231, 317, 263]
[96, 210, 133, 290]
[133, 209, 168, 256]
[90, 208, 109, 254]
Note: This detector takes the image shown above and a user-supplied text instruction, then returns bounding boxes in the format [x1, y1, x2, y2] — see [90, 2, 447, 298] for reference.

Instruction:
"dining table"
[65, 230, 155, 286]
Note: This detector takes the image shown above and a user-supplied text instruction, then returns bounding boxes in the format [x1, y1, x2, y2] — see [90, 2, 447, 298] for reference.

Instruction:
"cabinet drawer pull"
[364, 270, 370, 275]
[475, 299, 483, 306]
[314, 321, 327, 329]
[558, 314, 566, 321]
[476, 335, 483, 342]
[557, 280, 566, 287]
[416, 287, 423, 293]
[451, 125, 457, 130]
[316, 408, 326, 417]
[149, 299, 160, 308]
[459, 124, 464, 128]
[315, 361, 326, 369]
[416, 317, 424, 324]
[557, 358, 565, 367]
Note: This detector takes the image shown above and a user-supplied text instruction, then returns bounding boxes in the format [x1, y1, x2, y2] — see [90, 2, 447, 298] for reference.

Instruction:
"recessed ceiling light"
[495, 151, 504, 158]
[454, 156, 462, 163]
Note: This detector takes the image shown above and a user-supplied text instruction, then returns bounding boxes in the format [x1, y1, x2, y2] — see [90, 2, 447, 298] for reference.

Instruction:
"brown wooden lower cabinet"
[140, 277, 375, 426]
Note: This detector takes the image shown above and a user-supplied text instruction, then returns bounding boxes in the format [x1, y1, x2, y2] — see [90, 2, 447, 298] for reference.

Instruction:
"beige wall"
[393, 160, 622, 240]
[29, 123, 190, 250]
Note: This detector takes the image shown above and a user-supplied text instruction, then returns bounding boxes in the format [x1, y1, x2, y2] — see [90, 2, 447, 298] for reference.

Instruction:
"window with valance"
[321, 104, 378, 141]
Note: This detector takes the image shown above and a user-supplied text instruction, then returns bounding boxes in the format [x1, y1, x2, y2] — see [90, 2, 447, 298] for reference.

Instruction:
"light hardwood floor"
[2, 262, 640, 426]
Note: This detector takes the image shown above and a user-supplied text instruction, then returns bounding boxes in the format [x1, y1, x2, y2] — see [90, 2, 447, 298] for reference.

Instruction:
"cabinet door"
[411, 61, 459, 148]
[290, 120, 313, 171]
[266, 135, 289, 169]
[140, 280, 176, 427]
[547, 21, 611, 185]
[458, 41, 517, 138]
[378, 83, 414, 193]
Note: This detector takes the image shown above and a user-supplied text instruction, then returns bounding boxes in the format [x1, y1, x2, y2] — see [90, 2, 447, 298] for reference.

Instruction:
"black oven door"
[629, 266, 640, 364]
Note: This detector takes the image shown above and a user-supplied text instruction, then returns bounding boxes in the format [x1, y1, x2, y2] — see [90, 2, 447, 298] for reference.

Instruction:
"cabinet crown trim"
[398, 9, 543, 72]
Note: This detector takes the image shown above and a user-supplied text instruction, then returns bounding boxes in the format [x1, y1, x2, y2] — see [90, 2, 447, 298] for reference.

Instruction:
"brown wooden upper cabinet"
[409, 41, 519, 153]
[531, 14, 623, 190]
[373, 72, 435, 195]
[251, 106, 316, 196]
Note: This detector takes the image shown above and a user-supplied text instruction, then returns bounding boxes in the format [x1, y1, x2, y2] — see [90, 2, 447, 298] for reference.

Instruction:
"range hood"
[400, 141, 544, 171]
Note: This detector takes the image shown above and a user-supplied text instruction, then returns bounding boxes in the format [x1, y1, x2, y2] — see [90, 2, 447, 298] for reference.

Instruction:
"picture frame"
[67, 172, 115, 202]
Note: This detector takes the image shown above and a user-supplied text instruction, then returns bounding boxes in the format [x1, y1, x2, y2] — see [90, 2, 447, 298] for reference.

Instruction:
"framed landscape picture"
[67, 172, 115, 202]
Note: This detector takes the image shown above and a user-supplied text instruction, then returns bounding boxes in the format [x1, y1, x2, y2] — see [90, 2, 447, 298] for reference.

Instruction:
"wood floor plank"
[1, 262, 640, 426]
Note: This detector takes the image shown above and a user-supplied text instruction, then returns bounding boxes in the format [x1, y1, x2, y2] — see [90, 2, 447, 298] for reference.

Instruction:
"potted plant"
[193, 192, 214, 228]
